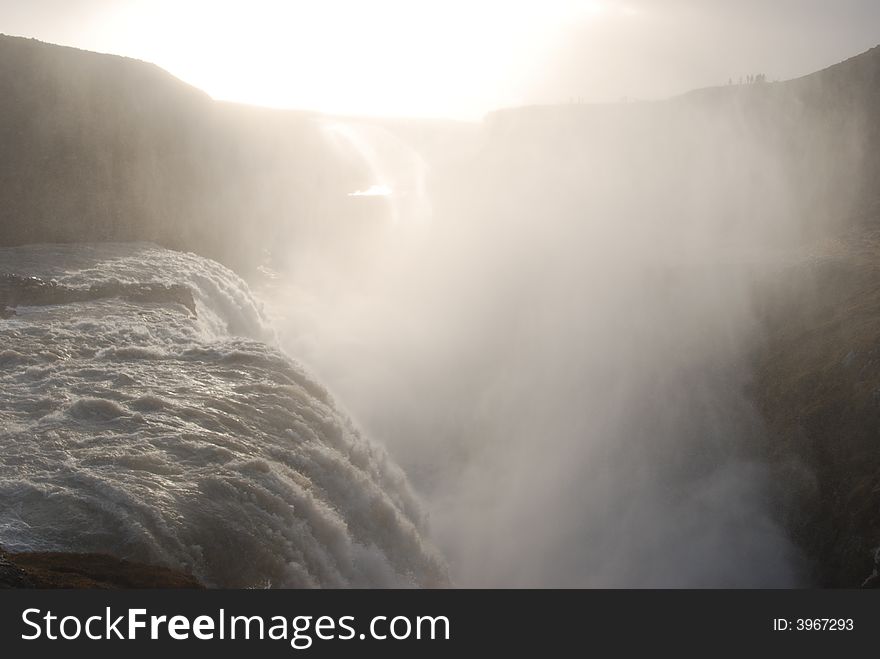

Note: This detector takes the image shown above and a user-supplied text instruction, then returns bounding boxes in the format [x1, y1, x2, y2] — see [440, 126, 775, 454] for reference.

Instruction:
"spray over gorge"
[1, 3, 880, 589]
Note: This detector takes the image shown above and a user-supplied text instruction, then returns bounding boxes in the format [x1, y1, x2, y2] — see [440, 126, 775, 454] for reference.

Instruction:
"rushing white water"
[0, 243, 447, 588]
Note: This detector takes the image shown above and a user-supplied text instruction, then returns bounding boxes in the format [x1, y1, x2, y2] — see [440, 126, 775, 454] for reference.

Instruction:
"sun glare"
[81, 0, 640, 118]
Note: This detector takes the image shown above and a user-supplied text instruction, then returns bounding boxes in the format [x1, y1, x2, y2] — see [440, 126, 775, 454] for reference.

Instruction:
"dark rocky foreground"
[0, 547, 202, 588]
[0, 273, 196, 317]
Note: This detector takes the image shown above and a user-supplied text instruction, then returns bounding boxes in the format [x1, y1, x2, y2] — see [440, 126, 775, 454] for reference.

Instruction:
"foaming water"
[0, 243, 446, 587]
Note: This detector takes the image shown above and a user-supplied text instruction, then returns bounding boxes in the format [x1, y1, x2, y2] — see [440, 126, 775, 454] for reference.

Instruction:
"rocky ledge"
[0, 547, 202, 589]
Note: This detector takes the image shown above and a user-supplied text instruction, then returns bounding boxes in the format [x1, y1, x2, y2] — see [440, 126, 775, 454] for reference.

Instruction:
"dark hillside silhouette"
[0, 35, 357, 270]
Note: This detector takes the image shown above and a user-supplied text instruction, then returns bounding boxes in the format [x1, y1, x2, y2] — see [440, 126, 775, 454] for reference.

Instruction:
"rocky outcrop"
[751, 230, 880, 587]
[0, 547, 202, 588]
[0, 273, 196, 316]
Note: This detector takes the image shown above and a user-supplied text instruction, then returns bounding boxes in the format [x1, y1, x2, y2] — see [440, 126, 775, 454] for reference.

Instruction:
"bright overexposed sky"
[1, 0, 879, 118]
